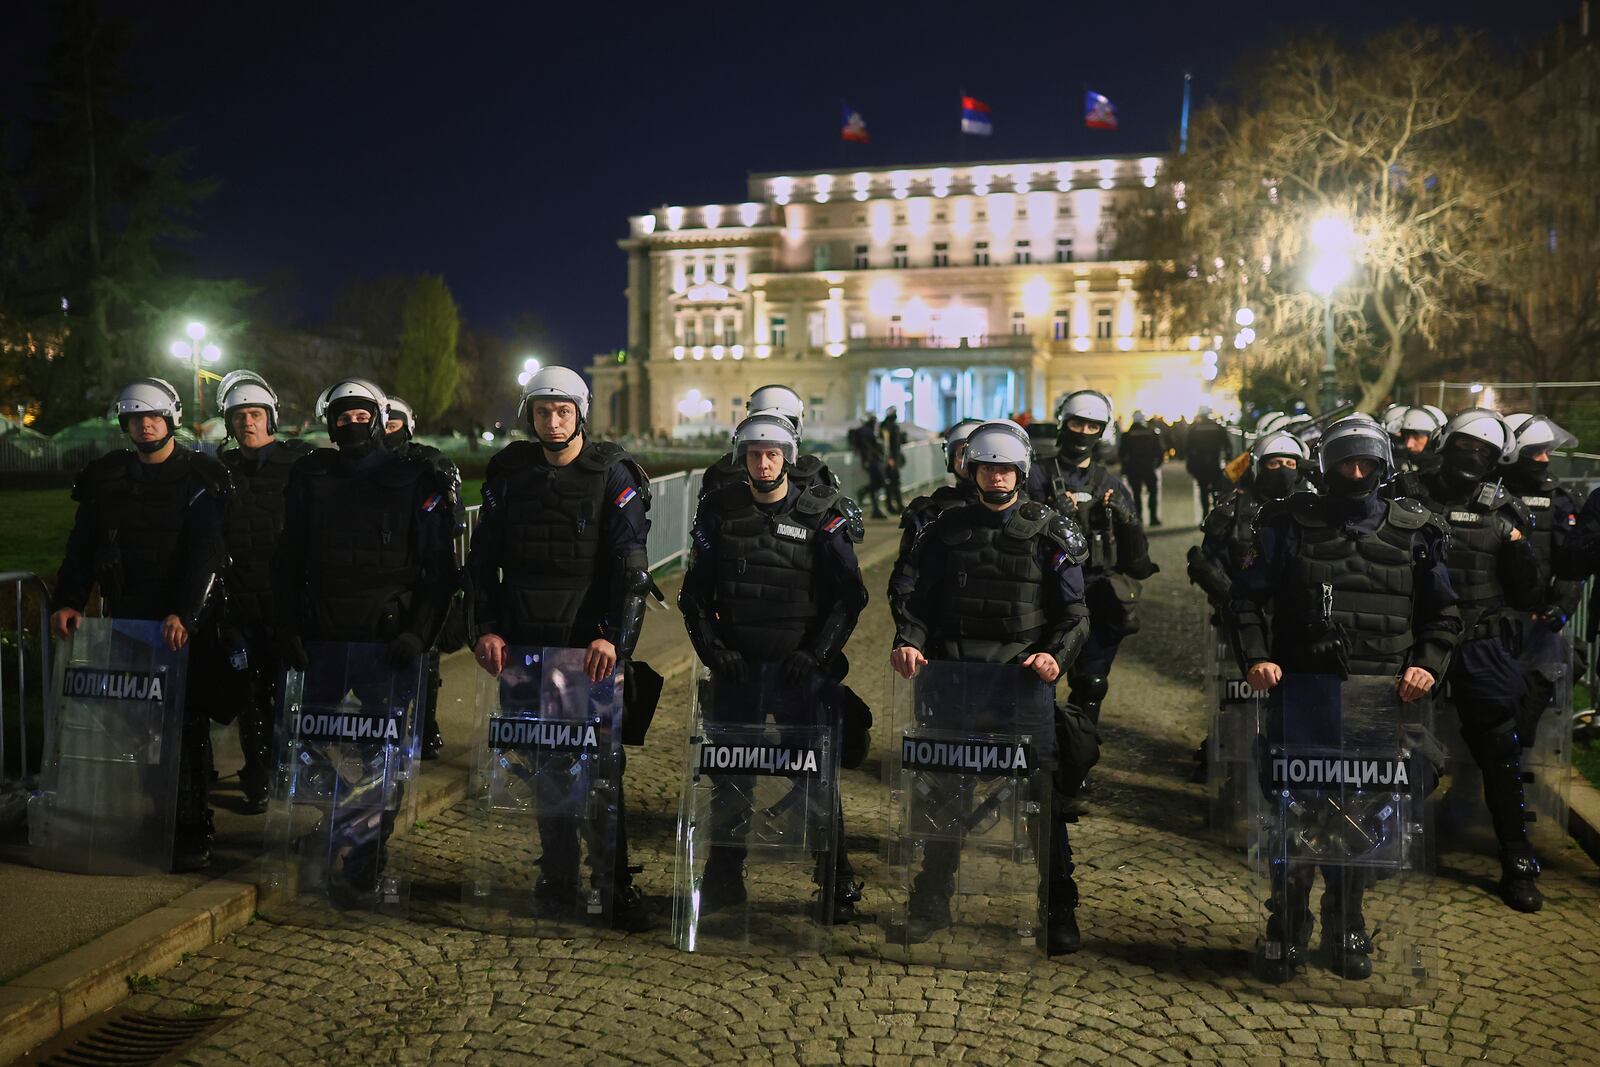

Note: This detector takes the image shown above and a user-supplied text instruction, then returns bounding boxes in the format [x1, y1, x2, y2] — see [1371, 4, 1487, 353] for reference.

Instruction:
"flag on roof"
[1085, 90, 1118, 130]
[841, 104, 870, 144]
[960, 95, 993, 136]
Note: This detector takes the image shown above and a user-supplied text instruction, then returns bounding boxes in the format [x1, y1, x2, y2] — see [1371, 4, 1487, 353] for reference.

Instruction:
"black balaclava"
[328, 399, 382, 458]
[1504, 452, 1548, 492]
[383, 423, 412, 453]
[1058, 422, 1104, 463]
[1255, 464, 1300, 500]
[1324, 461, 1382, 500]
[1440, 439, 1496, 487]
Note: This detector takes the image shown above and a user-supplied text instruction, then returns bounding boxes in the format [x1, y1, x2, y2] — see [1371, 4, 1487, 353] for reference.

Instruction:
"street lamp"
[1307, 212, 1358, 413]
[169, 321, 221, 429]
[516, 356, 542, 388]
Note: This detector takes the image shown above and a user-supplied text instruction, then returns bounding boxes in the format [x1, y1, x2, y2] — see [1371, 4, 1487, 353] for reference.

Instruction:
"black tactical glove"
[709, 649, 746, 684]
[1307, 628, 1350, 679]
[782, 650, 822, 685]
[277, 633, 310, 673]
[385, 632, 424, 669]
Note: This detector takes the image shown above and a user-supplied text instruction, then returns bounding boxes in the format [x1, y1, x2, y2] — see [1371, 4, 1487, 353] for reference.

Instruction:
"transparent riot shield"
[30, 618, 188, 875]
[1249, 674, 1436, 1003]
[882, 661, 1055, 969]
[1518, 622, 1573, 843]
[1206, 624, 1256, 847]
[672, 664, 838, 954]
[459, 647, 623, 934]
[262, 642, 424, 917]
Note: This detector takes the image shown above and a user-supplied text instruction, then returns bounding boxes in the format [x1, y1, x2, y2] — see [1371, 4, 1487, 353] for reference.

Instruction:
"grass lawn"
[0, 486, 76, 583]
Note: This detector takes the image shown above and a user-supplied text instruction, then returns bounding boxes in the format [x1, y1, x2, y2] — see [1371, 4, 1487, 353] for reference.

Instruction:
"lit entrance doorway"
[866, 366, 1020, 430]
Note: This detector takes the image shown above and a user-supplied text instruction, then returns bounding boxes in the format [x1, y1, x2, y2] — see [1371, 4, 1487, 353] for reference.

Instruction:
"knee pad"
[1069, 675, 1109, 706]
[1462, 713, 1521, 764]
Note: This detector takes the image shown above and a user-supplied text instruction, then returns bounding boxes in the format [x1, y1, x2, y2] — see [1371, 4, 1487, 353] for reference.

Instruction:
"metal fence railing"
[452, 440, 947, 571]
[1, 572, 51, 835]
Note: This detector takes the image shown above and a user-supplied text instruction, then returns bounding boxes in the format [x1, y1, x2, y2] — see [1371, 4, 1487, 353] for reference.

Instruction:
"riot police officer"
[215, 371, 310, 813]
[1501, 414, 1581, 631]
[881, 406, 908, 514]
[52, 378, 230, 870]
[1404, 409, 1547, 912]
[1030, 390, 1158, 729]
[383, 394, 464, 759]
[1188, 430, 1311, 614]
[890, 419, 1092, 954]
[466, 366, 655, 930]
[679, 411, 869, 921]
[1386, 406, 1442, 476]
[273, 378, 459, 895]
[699, 384, 838, 498]
[1185, 406, 1233, 515]
[1118, 410, 1165, 527]
[851, 413, 890, 519]
[1231, 414, 1460, 980]
[886, 418, 981, 633]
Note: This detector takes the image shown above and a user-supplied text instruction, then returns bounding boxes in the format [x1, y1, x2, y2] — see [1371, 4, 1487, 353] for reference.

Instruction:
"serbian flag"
[1085, 90, 1118, 130]
[841, 104, 870, 143]
[960, 96, 993, 136]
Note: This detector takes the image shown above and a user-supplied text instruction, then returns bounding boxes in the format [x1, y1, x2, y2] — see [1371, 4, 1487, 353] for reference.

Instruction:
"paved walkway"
[76, 478, 1600, 1063]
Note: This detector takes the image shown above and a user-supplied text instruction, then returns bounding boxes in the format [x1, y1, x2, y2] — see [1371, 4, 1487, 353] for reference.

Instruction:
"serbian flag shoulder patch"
[422, 493, 443, 513]
[615, 486, 638, 508]
[1052, 549, 1071, 570]
[824, 515, 847, 533]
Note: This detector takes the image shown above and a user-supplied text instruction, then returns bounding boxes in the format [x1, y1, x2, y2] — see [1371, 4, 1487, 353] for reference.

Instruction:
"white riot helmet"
[386, 395, 416, 438]
[1381, 405, 1406, 436]
[1256, 411, 1290, 437]
[1318, 414, 1393, 480]
[1398, 406, 1441, 436]
[216, 370, 279, 434]
[520, 366, 590, 449]
[748, 384, 804, 435]
[1251, 430, 1310, 465]
[1130, 409, 1147, 424]
[1055, 389, 1114, 428]
[733, 410, 798, 491]
[966, 419, 1033, 479]
[1423, 404, 1448, 429]
[1438, 408, 1516, 462]
[315, 378, 389, 445]
[111, 377, 183, 430]
[1504, 413, 1577, 459]
[943, 418, 983, 474]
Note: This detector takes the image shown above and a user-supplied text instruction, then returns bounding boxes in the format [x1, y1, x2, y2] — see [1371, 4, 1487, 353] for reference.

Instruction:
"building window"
[1139, 313, 1154, 340]
[1056, 238, 1074, 263]
[1014, 240, 1032, 265]
[974, 241, 990, 266]
[813, 244, 831, 271]
[724, 319, 738, 344]
[1011, 310, 1027, 336]
[1096, 307, 1113, 339]
[889, 315, 903, 341]
[807, 311, 826, 347]
[932, 242, 949, 267]
[849, 319, 867, 340]
[892, 244, 909, 268]
[770, 316, 787, 348]
[1053, 311, 1069, 341]
[854, 244, 869, 270]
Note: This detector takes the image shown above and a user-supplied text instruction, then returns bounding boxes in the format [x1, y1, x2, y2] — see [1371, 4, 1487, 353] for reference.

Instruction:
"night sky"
[1, 0, 1579, 370]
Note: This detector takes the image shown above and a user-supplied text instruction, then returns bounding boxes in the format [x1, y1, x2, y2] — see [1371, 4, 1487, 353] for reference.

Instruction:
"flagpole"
[1179, 72, 1192, 155]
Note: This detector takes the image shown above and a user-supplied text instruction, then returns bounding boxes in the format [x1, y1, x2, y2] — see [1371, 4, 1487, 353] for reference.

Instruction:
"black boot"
[889, 885, 952, 944]
[698, 849, 747, 915]
[172, 812, 214, 873]
[1253, 873, 1312, 983]
[1500, 852, 1544, 914]
[1319, 875, 1373, 980]
[1045, 873, 1082, 956]
[421, 657, 445, 760]
[610, 877, 652, 932]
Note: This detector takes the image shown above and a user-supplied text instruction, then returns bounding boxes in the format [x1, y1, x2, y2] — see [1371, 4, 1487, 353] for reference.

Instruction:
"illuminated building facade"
[590, 156, 1224, 438]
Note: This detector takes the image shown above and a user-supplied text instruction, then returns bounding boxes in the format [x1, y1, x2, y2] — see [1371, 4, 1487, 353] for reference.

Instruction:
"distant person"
[1118, 410, 1165, 527]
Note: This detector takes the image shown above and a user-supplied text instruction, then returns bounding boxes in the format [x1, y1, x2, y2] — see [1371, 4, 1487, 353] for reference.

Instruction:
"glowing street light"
[516, 356, 542, 388]
[1234, 307, 1255, 327]
[169, 321, 221, 428]
[1306, 211, 1360, 410]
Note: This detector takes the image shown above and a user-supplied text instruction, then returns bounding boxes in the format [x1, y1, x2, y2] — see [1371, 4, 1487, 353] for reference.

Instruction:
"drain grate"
[25, 1006, 239, 1066]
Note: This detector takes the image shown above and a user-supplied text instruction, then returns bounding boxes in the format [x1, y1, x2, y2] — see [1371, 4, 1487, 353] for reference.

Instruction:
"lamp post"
[1306, 213, 1357, 414]
[169, 321, 221, 430]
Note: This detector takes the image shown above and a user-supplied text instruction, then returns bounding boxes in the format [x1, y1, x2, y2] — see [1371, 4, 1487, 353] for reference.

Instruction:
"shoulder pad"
[1260, 494, 1304, 526]
[1004, 500, 1051, 540]
[577, 439, 627, 472]
[1046, 509, 1090, 563]
[189, 451, 232, 495]
[298, 447, 342, 475]
[376, 452, 430, 488]
[485, 440, 540, 478]
[792, 454, 824, 479]
[279, 438, 314, 455]
[617, 455, 651, 511]
[1201, 497, 1236, 535]
[795, 481, 844, 516]
[830, 494, 865, 543]
[707, 480, 755, 513]
[1385, 497, 1429, 530]
[71, 450, 135, 500]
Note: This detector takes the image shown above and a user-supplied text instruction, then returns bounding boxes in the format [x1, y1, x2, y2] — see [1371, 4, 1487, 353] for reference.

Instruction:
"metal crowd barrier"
[453, 440, 946, 572]
[0, 572, 51, 829]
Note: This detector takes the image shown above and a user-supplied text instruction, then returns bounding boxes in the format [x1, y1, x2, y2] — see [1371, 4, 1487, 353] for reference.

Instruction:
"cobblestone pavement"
[127, 495, 1600, 1066]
